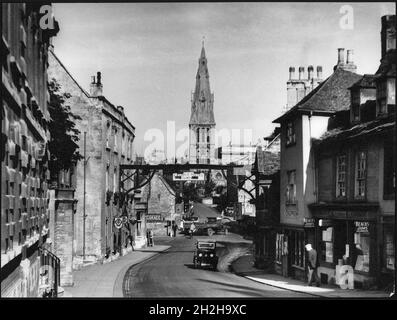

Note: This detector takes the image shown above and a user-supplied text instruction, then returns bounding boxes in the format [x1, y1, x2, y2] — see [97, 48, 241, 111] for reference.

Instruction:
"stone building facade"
[1, 3, 60, 297]
[48, 50, 136, 264]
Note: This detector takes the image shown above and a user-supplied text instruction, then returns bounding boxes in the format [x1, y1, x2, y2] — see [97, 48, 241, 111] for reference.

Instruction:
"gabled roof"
[274, 68, 362, 123]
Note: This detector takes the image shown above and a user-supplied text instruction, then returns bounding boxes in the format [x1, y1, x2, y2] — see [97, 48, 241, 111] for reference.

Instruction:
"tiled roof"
[349, 74, 376, 89]
[274, 68, 362, 123]
[313, 114, 395, 145]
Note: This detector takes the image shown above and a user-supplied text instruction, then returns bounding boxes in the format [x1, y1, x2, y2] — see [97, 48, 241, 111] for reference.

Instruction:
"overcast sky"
[52, 2, 395, 156]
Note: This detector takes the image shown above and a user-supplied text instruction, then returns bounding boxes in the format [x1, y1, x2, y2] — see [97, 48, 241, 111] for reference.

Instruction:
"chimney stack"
[90, 71, 103, 97]
[308, 65, 314, 79]
[298, 66, 305, 80]
[289, 67, 295, 80]
[346, 50, 354, 64]
[381, 15, 396, 59]
[337, 48, 345, 64]
[316, 66, 322, 79]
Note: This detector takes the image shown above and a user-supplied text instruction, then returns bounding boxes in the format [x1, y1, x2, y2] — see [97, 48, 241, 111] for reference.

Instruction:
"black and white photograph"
[0, 0, 396, 307]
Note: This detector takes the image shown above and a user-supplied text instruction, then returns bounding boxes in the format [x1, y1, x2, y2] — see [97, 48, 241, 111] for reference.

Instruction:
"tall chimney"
[346, 50, 354, 64]
[289, 67, 295, 80]
[298, 66, 304, 80]
[307, 65, 314, 79]
[381, 15, 396, 59]
[337, 48, 345, 64]
[90, 71, 103, 97]
[316, 66, 323, 79]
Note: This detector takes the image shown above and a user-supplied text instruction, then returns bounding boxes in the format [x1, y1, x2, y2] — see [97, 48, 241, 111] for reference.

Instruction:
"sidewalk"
[62, 245, 170, 298]
[231, 255, 391, 298]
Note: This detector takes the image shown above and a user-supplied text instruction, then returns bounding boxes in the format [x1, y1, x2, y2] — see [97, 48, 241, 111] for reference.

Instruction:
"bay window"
[336, 155, 347, 198]
[355, 151, 366, 198]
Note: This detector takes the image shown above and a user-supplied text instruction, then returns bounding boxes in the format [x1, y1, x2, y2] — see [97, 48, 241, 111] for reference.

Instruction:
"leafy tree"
[47, 78, 83, 175]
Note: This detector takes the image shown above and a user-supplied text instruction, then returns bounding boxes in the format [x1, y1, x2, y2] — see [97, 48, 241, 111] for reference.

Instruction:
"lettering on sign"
[303, 218, 315, 228]
[355, 221, 369, 233]
[147, 214, 162, 222]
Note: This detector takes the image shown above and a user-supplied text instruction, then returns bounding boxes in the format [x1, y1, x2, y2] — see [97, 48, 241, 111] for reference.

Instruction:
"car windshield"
[197, 242, 215, 249]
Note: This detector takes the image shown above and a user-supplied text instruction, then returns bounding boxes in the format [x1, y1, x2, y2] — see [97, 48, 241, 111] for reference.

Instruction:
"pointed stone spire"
[190, 42, 215, 126]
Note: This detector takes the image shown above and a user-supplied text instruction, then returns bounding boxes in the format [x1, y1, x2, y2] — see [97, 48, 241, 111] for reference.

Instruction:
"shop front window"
[320, 226, 334, 263]
[383, 226, 395, 271]
[291, 231, 305, 268]
[353, 222, 370, 273]
[275, 233, 283, 263]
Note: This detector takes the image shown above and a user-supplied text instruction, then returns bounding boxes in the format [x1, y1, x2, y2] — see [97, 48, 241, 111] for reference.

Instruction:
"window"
[353, 224, 370, 273]
[196, 128, 200, 143]
[286, 121, 296, 146]
[351, 92, 360, 121]
[320, 227, 334, 263]
[336, 155, 347, 198]
[275, 233, 284, 263]
[292, 231, 305, 267]
[286, 170, 296, 204]
[105, 167, 109, 191]
[355, 151, 366, 198]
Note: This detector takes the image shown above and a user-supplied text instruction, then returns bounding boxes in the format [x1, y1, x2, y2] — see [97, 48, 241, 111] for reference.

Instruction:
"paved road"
[123, 235, 314, 298]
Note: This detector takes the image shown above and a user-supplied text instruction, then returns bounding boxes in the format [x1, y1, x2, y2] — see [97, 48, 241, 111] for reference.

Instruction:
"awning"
[21, 150, 28, 167]
[20, 119, 28, 137]
[6, 167, 15, 182]
[6, 195, 15, 209]
[8, 140, 16, 156]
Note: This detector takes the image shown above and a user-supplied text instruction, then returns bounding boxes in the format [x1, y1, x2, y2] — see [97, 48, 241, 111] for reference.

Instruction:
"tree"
[47, 78, 83, 175]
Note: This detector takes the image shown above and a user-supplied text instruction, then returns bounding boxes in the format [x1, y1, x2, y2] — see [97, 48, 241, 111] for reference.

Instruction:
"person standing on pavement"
[305, 243, 321, 287]
[172, 222, 178, 237]
[189, 222, 196, 239]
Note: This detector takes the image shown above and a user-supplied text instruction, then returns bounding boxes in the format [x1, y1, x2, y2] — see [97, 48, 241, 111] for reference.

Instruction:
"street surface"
[123, 235, 313, 298]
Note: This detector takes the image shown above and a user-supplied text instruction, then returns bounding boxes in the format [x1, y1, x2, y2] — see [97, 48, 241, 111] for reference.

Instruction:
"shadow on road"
[184, 263, 218, 272]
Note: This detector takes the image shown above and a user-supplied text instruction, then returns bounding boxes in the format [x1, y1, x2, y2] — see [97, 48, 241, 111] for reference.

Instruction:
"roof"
[190, 202, 220, 219]
[274, 68, 362, 123]
[348, 74, 376, 90]
[313, 114, 395, 146]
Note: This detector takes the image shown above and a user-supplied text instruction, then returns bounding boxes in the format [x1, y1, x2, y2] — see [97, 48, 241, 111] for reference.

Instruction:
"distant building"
[141, 173, 176, 236]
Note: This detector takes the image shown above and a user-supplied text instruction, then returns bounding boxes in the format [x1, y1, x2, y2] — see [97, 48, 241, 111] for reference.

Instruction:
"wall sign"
[355, 221, 369, 233]
[146, 214, 162, 222]
[303, 218, 315, 228]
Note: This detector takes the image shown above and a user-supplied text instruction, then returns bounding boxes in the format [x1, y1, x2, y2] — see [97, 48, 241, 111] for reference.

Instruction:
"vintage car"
[193, 240, 218, 270]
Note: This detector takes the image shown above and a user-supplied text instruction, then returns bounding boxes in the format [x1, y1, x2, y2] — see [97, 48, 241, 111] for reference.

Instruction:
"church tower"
[189, 42, 216, 164]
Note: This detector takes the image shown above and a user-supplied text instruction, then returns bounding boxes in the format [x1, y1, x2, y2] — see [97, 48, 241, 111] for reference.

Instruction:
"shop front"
[274, 223, 315, 281]
[310, 206, 379, 289]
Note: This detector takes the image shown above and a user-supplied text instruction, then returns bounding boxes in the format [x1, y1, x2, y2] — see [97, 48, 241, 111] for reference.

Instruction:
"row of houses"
[254, 14, 395, 289]
[1, 3, 143, 297]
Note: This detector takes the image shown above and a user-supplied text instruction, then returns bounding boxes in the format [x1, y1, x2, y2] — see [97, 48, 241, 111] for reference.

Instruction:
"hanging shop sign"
[355, 221, 369, 233]
[114, 217, 123, 229]
[303, 218, 315, 228]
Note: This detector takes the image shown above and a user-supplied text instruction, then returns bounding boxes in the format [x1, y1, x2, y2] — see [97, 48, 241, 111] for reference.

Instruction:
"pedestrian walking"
[305, 244, 321, 287]
[172, 222, 177, 237]
[189, 222, 196, 239]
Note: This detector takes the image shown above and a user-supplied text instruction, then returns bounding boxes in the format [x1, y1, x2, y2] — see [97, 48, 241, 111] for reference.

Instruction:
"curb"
[119, 246, 172, 297]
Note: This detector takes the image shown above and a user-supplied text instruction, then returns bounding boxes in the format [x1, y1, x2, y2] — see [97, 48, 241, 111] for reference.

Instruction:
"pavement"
[61, 244, 170, 298]
[231, 254, 391, 298]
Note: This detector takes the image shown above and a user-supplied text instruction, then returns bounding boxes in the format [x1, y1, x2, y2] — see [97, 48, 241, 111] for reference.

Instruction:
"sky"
[51, 2, 395, 157]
